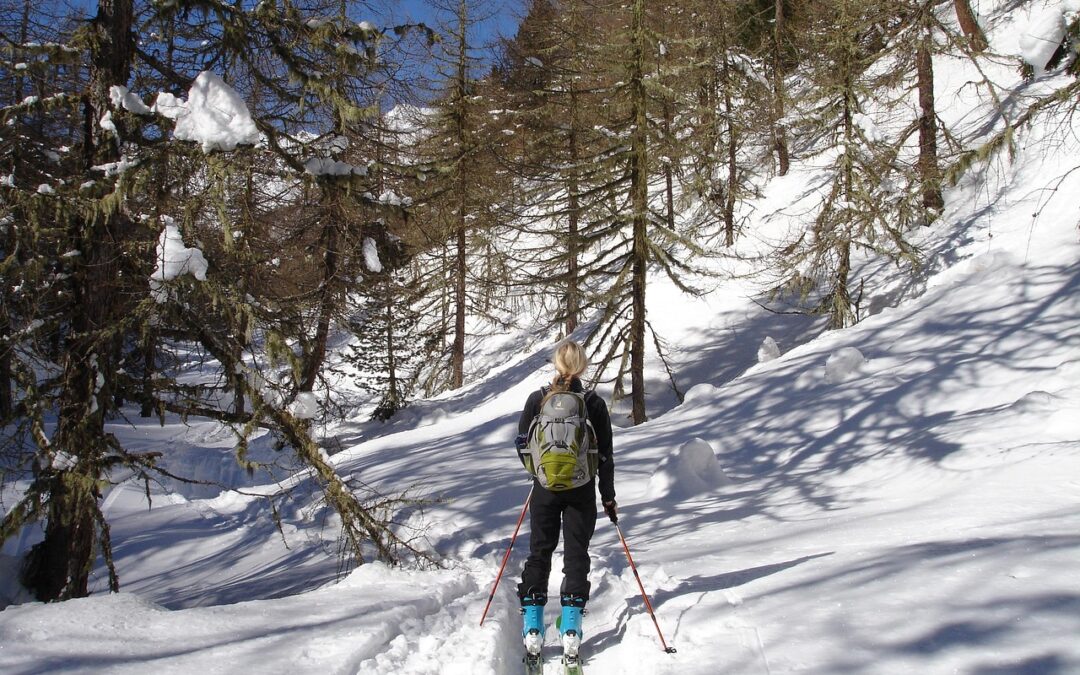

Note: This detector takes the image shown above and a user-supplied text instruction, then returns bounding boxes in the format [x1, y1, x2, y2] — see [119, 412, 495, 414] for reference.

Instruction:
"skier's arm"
[516, 390, 543, 445]
[589, 395, 616, 504]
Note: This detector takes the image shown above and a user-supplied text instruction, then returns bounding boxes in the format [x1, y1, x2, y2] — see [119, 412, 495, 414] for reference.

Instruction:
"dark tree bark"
[773, 0, 791, 176]
[916, 15, 944, 211]
[300, 213, 340, 393]
[140, 331, 155, 418]
[451, 224, 466, 389]
[721, 46, 738, 246]
[449, 0, 470, 390]
[629, 0, 648, 425]
[565, 113, 581, 335]
[26, 0, 134, 601]
[954, 0, 988, 52]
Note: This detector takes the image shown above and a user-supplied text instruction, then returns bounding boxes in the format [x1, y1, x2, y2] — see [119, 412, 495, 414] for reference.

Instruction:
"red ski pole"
[613, 517, 677, 653]
[479, 486, 533, 626]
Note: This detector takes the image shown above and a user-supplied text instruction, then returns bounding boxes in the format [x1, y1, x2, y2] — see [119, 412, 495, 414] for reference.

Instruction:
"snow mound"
[645, 438, 732, 499]
[757, 336, 781, 363]
[1010, 390, 1061, 413]
[683, 383, 720, 406]
[1007, 391, 1078, 441]
[825, 347, 867, 384]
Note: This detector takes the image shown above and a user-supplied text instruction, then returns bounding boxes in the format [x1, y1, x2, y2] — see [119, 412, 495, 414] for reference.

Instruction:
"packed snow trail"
[0, 563, 481, 674]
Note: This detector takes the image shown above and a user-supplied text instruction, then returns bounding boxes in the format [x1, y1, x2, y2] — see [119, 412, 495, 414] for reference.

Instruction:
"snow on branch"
[154, 72, 261, 152]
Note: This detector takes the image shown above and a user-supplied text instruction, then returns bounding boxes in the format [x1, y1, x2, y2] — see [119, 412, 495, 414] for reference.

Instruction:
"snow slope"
[3, 9, 1080, 675]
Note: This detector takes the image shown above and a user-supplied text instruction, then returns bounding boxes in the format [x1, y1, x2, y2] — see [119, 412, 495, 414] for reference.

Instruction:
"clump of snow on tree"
[288, 392, 319, 420]
[645, 438, 732, 499]
[150, 216, 208, 303]
[304, 157, 368, 176]
[377, 189, 411, 207]
[98, 111, 117, 135]
[157, 72, 260, 152]
[152, 92, 186, 119]
[109, 85, 152, 115]
[852, 112, 884, 143]
[825, 346, 867, 384]
[1018, 6, 1068, 73]
[758, 336, 781, 363]
[363, 237, 382, 272]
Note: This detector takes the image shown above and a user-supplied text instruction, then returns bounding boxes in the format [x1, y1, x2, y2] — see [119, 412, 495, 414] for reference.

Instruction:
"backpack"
[520, 388, 599, 491]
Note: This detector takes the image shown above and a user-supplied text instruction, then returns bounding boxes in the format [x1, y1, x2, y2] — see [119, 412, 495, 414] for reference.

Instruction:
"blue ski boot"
[557, 594, 586, 658]
[521, 592, 546, 656]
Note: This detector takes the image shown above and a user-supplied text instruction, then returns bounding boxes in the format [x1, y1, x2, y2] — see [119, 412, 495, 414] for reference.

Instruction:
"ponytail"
[543, 340, 588, 403]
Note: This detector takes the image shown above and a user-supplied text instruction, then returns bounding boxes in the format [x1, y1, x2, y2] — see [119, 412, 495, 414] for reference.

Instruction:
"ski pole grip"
[603, 500, 618, 524]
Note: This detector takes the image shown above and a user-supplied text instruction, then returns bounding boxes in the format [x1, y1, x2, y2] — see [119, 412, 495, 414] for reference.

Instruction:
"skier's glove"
[603, 500, 618, 524]
[515, 433, 529, 451]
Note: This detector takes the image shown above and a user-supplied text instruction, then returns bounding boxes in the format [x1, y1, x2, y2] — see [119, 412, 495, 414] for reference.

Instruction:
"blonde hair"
[550, 340, 588, 392]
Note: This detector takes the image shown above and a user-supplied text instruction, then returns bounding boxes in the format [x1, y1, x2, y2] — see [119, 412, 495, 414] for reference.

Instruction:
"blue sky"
[381, 0, 523, 50]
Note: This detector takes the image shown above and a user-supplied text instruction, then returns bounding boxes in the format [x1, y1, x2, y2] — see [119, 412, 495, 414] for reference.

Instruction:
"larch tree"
[774, 0, 925, 329]
[411, 0, 512, 391]
[492, 0, 613, 337]
[1, 0, 436, 601]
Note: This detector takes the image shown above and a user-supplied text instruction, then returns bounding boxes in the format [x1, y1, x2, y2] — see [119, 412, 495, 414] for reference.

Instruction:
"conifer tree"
[1, 0, 435, 600]
[412, 0, 512, 391]
[493, 0, 706, 422]
[493, 0, 610, 336]
[773, 0, 924, 329]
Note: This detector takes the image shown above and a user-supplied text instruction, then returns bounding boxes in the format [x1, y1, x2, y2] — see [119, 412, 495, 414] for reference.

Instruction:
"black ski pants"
[517, 479, 597, 604]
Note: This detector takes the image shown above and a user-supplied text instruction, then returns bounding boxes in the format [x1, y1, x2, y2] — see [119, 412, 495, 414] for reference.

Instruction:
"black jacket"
[518, 378, 615, 503]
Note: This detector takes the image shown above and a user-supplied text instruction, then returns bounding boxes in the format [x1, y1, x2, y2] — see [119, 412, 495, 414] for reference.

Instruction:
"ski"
[523, 652, 544, 675]
[560, 653, 584, 675]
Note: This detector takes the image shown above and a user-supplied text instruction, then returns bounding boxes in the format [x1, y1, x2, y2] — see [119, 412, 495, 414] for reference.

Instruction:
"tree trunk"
[916, 23, 944, 212]
[232, 312, 247, 415]
[300, 213, 339, 393]
[662, 93, 676, 234]
[722, 50, 737, 246]
[0, 229, 12, 417]
[954, 0, 988, 52]
[629, 0, 648, 426]
[565, 90, 582, 335]
[0, 304, 11, 419]
[384, 287, 399, 412]
[451, 223, 466, 389]
[773, 0, 790, 176]
[140, 331, 155, 418]
[449, 0, 469, 390]
[27, 0, 134, 601]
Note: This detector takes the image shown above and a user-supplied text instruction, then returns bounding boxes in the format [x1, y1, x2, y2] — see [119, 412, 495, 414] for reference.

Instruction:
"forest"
[1, 0, 1078, 607]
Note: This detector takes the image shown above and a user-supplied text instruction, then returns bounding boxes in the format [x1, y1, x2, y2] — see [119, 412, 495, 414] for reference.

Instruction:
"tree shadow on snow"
[612, 258, 1080, 531]
[738, 533, 1080, 673]
[647, 552, 835, 608]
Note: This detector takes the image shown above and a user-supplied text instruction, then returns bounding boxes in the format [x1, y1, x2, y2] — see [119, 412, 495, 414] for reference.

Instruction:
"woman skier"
[515, 340, 617, 664]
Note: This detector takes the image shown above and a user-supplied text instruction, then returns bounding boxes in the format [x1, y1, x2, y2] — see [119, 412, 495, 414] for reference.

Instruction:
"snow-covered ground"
[3, 6, 1080, 675]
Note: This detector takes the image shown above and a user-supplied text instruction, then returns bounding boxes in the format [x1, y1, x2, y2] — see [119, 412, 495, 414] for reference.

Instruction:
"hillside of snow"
[3, 6, 1080, 675]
